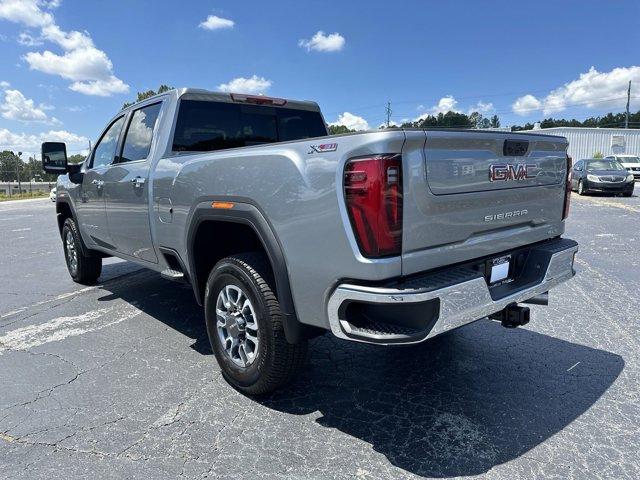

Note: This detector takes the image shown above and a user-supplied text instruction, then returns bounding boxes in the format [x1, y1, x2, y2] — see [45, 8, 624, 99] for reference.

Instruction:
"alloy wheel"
[65, 230, 78, 275]
[215, 284, 259, 368]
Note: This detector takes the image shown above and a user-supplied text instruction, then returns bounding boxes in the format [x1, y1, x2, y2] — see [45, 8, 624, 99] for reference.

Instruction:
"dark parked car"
[571, 159, 635, 197]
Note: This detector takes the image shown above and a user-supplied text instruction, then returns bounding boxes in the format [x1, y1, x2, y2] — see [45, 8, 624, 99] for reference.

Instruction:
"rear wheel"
[204, 253, 307, 395]
[62, 218, 102, 284]
[577, 179, 586, 195]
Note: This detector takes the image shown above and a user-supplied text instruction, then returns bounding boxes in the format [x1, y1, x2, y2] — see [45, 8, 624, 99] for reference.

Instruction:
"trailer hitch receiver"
[489, 304, 530, 328]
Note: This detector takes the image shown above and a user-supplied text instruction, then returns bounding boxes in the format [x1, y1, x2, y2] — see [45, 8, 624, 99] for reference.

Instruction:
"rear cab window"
[172, 100, 327, 153]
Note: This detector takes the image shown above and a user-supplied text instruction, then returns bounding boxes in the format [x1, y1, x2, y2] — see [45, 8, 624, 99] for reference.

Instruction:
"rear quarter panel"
[153, 130, 406, 329]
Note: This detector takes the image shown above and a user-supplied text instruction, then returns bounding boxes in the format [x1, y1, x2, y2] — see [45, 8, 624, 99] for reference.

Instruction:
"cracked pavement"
[0, 196, 638, 479]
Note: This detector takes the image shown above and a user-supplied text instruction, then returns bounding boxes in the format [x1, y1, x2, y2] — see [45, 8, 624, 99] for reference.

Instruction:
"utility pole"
[385, 101, 392, 128]
[15, 151, 22, 196]
[625, 80, 631, 129]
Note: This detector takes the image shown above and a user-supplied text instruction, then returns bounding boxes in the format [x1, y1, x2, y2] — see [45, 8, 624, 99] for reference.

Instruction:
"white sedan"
[49, 187, 56, 202]
[605, 155, 640, 181]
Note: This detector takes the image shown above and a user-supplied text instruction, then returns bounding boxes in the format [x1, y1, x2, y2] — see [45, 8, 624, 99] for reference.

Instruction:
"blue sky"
[1, 0, 639, 156]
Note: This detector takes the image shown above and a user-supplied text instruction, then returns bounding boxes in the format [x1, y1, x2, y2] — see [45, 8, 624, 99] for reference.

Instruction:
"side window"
[576, 161, 583, 170]
[119, 103, 162, 163]
[91, 116, 125, 168]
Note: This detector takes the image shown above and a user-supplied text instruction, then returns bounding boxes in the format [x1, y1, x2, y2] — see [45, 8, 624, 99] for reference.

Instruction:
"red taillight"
[344, 155, 403, 258]
[563, 154, 572, 219]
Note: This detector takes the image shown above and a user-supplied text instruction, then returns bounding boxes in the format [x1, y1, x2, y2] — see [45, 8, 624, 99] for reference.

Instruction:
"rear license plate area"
[485, 255, 512, 286]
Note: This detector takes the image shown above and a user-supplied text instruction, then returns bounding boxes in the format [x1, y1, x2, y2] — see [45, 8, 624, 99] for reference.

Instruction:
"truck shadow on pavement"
[97, 268, 623, 478]
[267, 327, 623, 478]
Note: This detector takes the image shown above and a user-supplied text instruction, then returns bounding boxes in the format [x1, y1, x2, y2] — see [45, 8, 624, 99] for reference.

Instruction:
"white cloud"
[0, 127, 87, 152]
[217, 75, 272, 94]
[298, 31, 345, 52]
[199, 14, 234, 30]
[468, 100, 494, 114]
[512, 94, 542, 116]
[0, 0, 53, 28]
[0, 0, 128, 96]
[430, 96, 458, 114]
[330, 112, 369, 131]
[17, 31, 43, 46]
[413, 96, 459, 122]
[0, 86, 59, 124]
[69, 77, 129, 97]
[0, 80, 10, 88]
[512, 66, 640, 116]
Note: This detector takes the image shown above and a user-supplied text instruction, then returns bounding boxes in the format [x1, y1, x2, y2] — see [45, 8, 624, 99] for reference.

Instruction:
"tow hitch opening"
[490, 304, 530, 328]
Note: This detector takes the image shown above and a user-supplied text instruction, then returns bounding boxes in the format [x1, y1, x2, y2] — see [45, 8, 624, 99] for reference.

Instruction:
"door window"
[92, 116, 125, 168]
[119, 103, 162, 162]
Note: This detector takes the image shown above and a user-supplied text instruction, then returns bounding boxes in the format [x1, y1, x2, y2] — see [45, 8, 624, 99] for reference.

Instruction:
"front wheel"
[62, 218, 102, 284]
[204, 253, 307, 395]
[577, 179, 586, 195]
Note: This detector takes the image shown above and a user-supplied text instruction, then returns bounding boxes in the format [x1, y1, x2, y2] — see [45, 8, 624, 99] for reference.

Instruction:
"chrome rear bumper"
[327, 238, 578, 345]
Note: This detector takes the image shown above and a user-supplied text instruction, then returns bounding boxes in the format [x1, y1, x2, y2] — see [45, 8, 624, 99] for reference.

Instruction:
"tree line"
[329, 109, 640, 134]
[1, 150, 85, 182]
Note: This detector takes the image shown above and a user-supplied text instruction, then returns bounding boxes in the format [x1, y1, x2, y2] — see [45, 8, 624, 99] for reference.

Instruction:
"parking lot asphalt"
[0, 195, 639, 479]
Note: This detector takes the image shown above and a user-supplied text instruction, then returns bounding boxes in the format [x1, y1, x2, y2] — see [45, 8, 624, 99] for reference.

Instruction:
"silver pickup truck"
[42, 88, 578, 394]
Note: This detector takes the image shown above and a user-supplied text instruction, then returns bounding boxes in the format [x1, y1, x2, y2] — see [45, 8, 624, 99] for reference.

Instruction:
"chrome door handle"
[130, 177, 146, 187]
[91, 179, 104, 187]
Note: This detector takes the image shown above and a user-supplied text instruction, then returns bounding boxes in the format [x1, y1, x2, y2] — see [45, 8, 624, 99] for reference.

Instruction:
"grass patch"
[0, 192, 50, 202]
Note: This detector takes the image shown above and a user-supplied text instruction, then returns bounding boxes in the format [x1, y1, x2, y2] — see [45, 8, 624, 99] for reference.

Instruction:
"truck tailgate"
[401, 129, 568, 276]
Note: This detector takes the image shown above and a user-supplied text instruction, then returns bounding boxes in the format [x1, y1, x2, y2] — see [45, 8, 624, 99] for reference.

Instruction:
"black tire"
[61, 218, 102, 284]
[204, 253, 307, 395]
[577, 179, 586, 195]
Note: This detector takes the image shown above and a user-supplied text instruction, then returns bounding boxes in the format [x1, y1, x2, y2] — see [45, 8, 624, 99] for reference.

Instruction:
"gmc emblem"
[488, 164, 536, 182]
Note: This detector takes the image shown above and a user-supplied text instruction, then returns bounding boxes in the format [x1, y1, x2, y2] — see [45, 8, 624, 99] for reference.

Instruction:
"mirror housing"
[41, 142, 68, 174]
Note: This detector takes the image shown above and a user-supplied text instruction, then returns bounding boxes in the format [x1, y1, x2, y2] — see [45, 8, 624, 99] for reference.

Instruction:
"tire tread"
[207, 253, 307, 395]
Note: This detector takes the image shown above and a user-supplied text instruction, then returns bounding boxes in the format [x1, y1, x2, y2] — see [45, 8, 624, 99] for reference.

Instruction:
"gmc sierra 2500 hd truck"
[42, 88, 578, 394]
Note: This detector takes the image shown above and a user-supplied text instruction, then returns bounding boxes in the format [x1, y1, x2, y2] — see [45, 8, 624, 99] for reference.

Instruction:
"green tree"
[490, 115, 501, 128]
[0, 151, 24, 182]
[402, 111, 474, 129]
[122, 84, 173, 109]
[68, 154, 86, 164]
[328, 124, 355, 135]
[593, 151, 604, 159]
[512, 109, 640, 130]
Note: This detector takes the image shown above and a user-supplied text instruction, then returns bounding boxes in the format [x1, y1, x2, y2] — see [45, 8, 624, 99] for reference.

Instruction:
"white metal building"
[523, 127, 640, 160]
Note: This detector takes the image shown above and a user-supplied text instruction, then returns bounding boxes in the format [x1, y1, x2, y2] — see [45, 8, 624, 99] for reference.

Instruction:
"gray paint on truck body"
[56, 88, 569, 331]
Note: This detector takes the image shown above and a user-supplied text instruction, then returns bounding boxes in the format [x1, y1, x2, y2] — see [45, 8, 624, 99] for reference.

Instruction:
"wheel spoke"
[238, 343, 248, 366]
[235, 290, 245, 308]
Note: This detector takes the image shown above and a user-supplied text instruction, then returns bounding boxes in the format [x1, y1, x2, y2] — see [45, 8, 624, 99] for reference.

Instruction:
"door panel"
[76, 167, 113, 248]
[104, 162, 156, 262]
[103, 102, 162, 263]
[75, 115, 125, 249]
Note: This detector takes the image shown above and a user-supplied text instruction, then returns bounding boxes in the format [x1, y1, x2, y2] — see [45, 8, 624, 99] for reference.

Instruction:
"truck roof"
[122, 88, 321, 113]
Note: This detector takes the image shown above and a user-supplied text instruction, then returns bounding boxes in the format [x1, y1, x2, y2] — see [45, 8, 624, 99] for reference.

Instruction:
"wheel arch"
[186, 199, 318, 343]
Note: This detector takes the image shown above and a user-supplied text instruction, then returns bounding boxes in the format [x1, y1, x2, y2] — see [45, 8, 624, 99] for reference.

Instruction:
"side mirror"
[42, 142, 68, 174]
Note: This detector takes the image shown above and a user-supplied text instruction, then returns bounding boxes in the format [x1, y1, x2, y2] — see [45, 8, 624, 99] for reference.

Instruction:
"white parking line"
[0, 286, 97, 319]
[0, 305, 141, 353]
